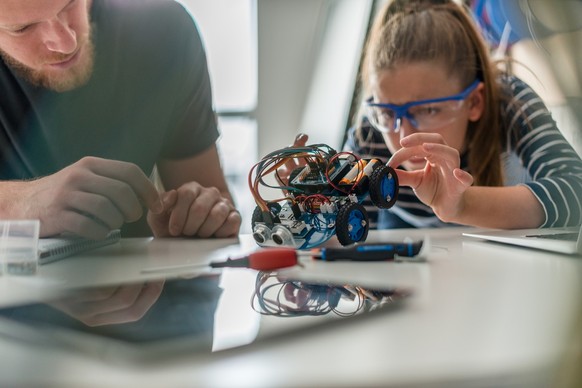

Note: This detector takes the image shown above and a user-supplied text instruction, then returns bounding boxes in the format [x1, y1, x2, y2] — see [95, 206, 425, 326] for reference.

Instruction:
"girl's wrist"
[433, 188, 471, 225]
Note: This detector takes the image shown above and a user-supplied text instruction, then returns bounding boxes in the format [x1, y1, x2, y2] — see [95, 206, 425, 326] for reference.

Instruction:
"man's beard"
[0, 29, 96, 93]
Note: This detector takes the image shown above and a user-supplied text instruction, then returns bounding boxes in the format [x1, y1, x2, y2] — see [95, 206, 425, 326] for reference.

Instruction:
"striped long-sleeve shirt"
[344, 75, 582, 229]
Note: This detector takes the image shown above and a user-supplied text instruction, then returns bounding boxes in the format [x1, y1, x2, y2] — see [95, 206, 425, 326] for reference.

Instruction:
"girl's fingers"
[393, 169, 424, 189]
[422, 143, 462, 179]
[400, 133, 446, 147]
[291, 133, 309, 147]
[453, 168, 474, 188]
[391, 133, 453, 169]
[423, 153, 458, 174]
[389, 140, 458, 169]
[422, 143, 460, 165]
[388, 145, 427, 167]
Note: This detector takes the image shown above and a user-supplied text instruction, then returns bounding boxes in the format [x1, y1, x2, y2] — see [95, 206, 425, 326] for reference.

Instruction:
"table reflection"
[0, 270, 409, 360]
[0, 275, 222, 348]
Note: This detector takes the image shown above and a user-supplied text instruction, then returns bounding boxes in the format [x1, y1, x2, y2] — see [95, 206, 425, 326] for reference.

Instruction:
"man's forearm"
[0, 180, 34, 219]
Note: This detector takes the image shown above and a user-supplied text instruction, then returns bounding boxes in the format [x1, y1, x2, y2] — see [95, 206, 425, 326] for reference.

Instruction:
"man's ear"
[468, 82, 485, 122]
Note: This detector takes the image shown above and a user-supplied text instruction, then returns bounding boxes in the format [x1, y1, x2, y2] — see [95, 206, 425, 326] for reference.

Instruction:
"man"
[0, 0, 241, 239]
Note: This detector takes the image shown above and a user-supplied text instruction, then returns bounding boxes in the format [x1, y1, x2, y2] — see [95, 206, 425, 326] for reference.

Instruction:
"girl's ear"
[468, 82, 485, 122]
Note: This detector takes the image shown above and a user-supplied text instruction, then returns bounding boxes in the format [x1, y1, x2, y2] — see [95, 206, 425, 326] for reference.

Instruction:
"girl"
[342, 0, 582, 229]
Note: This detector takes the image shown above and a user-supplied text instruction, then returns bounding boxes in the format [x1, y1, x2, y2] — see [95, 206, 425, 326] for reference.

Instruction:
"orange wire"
[249, 148, 335, 213]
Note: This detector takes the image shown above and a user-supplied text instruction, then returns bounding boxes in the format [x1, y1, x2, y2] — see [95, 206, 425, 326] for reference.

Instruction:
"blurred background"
[176, 0, 582, 235]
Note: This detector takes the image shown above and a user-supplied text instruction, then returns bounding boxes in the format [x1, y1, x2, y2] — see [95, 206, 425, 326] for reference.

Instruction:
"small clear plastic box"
[0, 220, 40, 275]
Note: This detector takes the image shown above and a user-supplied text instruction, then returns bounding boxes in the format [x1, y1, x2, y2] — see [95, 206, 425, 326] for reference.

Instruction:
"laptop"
[462, 225, 582, 255]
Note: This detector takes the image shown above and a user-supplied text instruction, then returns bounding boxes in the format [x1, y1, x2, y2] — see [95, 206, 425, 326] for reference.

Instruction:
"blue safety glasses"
[365, 79, 480, 133]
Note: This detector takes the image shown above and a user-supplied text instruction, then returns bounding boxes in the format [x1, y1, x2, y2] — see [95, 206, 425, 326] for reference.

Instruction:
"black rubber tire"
[335, 202, 369, 246]
[251, 202, 282, 227]
[369, 165, 398, 209]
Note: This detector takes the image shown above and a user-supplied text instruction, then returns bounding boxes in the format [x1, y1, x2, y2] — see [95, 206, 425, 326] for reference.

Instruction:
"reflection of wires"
[251, 272, 405, 317]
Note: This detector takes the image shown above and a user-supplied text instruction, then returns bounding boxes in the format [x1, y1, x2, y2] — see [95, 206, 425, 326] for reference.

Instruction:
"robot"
[249, 143, 399, 249]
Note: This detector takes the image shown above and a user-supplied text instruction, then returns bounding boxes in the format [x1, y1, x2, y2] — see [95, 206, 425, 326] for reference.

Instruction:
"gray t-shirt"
[0, 0, 219, 235]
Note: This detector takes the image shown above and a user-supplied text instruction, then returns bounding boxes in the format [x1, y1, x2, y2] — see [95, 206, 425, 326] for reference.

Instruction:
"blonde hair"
[360, 0, 504, 186]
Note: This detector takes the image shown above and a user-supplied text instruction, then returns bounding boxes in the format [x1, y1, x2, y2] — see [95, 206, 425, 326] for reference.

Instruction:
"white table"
[0, 228, 580, 387]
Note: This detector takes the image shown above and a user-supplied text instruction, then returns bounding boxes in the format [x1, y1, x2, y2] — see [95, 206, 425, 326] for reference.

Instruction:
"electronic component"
[249, 143, 399, 249]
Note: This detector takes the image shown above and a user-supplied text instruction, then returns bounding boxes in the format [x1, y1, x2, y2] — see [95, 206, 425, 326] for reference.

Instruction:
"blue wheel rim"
[380, 174, 396, 200]
[347, 209, 366, 241]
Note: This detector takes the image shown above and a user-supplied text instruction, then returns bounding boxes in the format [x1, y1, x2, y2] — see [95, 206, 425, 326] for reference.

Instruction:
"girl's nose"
[396, 117, 417, 138]
[393, 117, 403, 133]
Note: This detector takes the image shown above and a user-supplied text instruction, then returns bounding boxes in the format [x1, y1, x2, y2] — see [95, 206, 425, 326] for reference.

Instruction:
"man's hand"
[147, 182, 241, 238]
[11, 157, 163, 239]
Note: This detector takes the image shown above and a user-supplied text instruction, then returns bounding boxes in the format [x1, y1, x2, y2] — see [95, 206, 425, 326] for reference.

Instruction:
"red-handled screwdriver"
[210, 248, 298, 270]
[141, 247, 298, 274]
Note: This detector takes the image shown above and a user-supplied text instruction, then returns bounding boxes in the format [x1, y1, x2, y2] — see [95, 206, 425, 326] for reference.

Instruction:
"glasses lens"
[408, 100, 465, 131]
[367, 106, 396, 133]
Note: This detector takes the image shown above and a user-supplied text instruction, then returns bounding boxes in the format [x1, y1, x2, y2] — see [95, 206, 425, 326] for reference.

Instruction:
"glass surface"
[0, 269, 410, 362]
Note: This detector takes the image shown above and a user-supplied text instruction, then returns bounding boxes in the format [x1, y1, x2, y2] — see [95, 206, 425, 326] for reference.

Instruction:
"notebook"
[38, 229, 121, 264]
[462, 225, 582, 255]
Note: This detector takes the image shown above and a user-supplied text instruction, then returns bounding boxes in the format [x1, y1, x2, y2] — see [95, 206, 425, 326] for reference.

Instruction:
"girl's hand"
[387, 133, 474, 223]
[276, 133, 309, 190]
